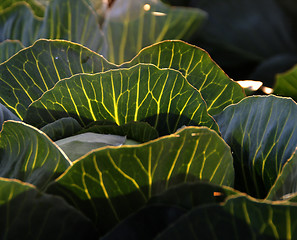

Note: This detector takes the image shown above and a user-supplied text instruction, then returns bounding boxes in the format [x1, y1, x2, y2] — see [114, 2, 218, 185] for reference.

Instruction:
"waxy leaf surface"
[214, 95, 297, 198]
[47, 127, 234, 235]
[25, 64, 219, 135]
[0, 121, 70, 190]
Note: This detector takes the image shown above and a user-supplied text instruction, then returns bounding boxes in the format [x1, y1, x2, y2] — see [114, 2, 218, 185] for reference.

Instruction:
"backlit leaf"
[25, 64, 219, 135]
[47, 127, 234, 235]
[214, 95, 297, 198]
[123, 40, 245, 115]
[0, 39, 115, 119]
[101, 0, 206, 64]
[0, 121, 71, 190]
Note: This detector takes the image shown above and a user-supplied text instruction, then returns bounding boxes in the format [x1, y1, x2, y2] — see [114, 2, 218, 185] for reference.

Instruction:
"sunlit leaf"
[0, 40, 24, 63]
[0, 39, 115, 119]
[214, 95, 297, 198]
[123, 40, 245, 115]
[0, 121, 71, 190]
[47, 127, 234, 235]
[25, 64, 219, 135]
[101, 0, 206, 64]
[0, 178, 97, 239]
[155, 196, 297, 239]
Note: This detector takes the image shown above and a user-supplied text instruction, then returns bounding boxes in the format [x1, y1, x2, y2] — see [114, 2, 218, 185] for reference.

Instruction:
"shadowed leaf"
[47, 127, 234, 235]
[0, 178, 97, 240]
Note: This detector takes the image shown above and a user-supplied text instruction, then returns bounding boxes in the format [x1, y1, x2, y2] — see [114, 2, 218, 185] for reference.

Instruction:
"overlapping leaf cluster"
[1, 0, 297, 239]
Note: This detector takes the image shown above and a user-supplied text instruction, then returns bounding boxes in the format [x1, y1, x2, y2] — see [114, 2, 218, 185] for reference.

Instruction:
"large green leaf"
[266, 150, 297, 201]
[0, 39, 24, 63]
[101, 0, 206, 64]
[274, 64, 297, 101]
[0, 0, 104, 51]
[214, 95, 297, 198]
[102, 182, 239, 240]
[155, 196, 297, 239]
[24, 64, 219, 135]
[0, 178, 97, 239]
[123, 40, 245, 115]
[0, 39, 115, 119]
[0, 121, 71, 190]
[46, 127, 234, 235]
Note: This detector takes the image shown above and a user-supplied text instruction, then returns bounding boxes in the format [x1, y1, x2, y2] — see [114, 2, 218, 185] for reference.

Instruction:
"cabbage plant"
[2, 1, 297, 240]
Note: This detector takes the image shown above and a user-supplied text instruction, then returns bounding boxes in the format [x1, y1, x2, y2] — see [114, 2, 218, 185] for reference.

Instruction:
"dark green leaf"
[156, 196, 297, 239]
[103, 182, 239, 240]
[274, 64, 297, 100]
[214, 95, 297, 198]
[101, 0, 206, 64]
[25, 64, 219, 135]
[0, 39, 24, 63]
[41, 117, 82, 141]
[0, 178, 97, 240]
[79, 121, 159, 143]
[123, 40, 245, 115]
[47, 127, 234, 235]
[148, 182, 239, 209]
[0, 0, 104, 51]
[0, 39, 115, 119]
[101, 204, 187, 240]
[266, 150, 297, 201]
[0, 121, 71, 190]
[0, 103, 20, 131]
